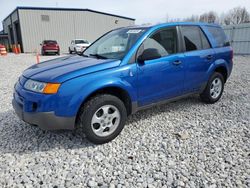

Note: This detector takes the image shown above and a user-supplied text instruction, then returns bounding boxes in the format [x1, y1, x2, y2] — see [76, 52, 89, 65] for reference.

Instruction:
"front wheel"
[200, 72, 224, 104]
[69, 48, 72, 54]
[78, 94, 127, 144]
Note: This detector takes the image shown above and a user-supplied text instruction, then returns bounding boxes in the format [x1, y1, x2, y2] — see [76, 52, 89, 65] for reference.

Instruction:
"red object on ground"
[36, 53, 40, 64]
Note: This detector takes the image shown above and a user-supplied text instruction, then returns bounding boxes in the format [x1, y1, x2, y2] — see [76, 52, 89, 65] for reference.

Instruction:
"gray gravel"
[0, 54, 249, 187]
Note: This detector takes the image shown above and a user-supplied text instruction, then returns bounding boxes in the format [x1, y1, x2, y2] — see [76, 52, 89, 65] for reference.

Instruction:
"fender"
[206, 58, 230, 81]
[56, 73, 137, 117]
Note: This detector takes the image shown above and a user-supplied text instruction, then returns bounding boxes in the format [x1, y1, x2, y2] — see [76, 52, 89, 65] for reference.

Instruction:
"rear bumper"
[44, 49, 59, 53]
[12, 99, 75, 130]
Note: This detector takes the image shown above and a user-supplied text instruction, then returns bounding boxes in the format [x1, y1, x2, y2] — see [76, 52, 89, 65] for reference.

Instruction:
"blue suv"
[13, 22, 233, 144]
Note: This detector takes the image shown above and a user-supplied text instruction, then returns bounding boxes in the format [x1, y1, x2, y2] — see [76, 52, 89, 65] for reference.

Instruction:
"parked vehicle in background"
[69, 39, 90, 54]
[41, 40, 60, 55]
[13, 23, 233, 144]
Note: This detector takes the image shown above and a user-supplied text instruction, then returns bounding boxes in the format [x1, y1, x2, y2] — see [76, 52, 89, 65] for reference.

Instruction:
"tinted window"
[44, 40, 57, 44]
[181, 26, 211, 51]
[206, 26, 228, 47]
[200, 30, 211, 49]
[75, 40, 88, 44]
[181, 26, 202, 51]
[139, 27, 178, 58]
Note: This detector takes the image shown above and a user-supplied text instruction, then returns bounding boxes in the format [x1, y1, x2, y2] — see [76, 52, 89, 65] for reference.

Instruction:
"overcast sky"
[1, 0, 250, 30]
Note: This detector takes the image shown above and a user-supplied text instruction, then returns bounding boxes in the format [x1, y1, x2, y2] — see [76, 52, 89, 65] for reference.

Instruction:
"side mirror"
[40, 43, 42, 46]
[137, 48, 161, 63]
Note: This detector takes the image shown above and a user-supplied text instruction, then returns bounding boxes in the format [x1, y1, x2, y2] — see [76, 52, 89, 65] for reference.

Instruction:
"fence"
[223, 23, 250, 55]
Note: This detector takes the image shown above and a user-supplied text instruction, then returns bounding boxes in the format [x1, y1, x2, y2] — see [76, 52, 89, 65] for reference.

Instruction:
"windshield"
[83, 28, 147, 60]
[75, 40, 88, 44]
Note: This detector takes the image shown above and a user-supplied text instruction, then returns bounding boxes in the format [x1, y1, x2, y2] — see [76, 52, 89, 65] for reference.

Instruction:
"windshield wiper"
[89, 54, 107, 59]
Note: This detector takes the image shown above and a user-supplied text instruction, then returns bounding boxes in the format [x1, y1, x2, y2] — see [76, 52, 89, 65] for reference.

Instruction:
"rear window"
[44, 40, 57, 44]
[206, 26, 229, 47]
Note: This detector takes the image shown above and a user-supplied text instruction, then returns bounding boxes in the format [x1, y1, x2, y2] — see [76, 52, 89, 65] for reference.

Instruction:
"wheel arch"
[75, 85, 134, 126]
[207, 59, 230, 83]
[214, 66, 228, 82]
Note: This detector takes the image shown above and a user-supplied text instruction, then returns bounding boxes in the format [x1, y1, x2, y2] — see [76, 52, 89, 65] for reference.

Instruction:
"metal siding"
[18, 9, 134, 53]
[223, 23, 250, 55]
[3, 17, 11, 33]
[11, 11, 18, 22]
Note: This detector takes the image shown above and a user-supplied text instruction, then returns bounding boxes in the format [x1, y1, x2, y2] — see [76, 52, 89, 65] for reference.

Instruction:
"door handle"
[173, 60, 182, 65]
[206, 55, 213, 60]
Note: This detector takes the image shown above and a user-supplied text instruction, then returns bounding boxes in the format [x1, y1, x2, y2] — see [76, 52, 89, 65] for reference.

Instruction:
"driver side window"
[138, 27, 178, 59]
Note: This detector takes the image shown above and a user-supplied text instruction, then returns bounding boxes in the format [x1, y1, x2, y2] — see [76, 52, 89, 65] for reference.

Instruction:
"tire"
[200, 72, 225, 104]
[57, 51, 60, 55]
[69, 48, 72, 54]
[78, 94, 127, 144]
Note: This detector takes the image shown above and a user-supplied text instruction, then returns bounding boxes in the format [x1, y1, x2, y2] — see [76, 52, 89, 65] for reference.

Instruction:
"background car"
[69, 39, 90, 54]
[41, 40, 60, 55]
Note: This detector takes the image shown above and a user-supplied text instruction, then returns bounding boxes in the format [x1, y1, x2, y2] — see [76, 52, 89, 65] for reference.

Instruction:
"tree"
[224, 7, 250, 25]
[183, 15, 199, 22]
[199, 11, 217, 23]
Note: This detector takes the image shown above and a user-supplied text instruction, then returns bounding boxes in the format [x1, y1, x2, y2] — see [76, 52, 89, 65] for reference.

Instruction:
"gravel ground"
[0, 54, 249, 188]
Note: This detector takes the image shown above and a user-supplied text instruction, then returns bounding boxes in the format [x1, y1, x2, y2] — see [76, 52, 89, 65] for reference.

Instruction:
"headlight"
[24, 79, 61, 94]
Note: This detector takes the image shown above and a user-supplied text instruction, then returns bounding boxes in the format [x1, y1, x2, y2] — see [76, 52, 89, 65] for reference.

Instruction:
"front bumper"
[12, 99, 75, 130]
[75, 47, 86, 53]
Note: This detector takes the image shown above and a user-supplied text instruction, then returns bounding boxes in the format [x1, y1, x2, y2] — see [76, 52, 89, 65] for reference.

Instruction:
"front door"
[136, 27, 185, 106]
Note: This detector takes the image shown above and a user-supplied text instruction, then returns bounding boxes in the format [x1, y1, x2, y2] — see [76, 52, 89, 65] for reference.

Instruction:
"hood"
[23, 55, 121, 83]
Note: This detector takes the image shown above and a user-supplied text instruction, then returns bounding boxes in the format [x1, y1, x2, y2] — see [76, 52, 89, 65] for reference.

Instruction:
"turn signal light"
[43, 83, 61, 94]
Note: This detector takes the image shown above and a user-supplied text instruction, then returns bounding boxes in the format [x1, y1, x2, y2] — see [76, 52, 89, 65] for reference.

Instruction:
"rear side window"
[139, 27, 178, 57]
[206, 26, 228, 47]
[181, 26, 211, 52]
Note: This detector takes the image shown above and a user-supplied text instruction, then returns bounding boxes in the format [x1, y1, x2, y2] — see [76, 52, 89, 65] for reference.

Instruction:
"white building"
[2, 7, 135, 52]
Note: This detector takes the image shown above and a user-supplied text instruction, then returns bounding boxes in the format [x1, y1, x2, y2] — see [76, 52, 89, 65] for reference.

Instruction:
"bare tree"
[200, 11, 218, 23]
[224, 7, 250, 25]
[183, 15, 199, 22]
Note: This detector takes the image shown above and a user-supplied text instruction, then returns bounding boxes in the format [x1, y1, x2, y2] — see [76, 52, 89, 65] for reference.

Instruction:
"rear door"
[136, 27, 185, 106]
[180, 26, 215, 93]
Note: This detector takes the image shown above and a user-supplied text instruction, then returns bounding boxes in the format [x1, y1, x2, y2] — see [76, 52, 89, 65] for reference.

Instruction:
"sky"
[0, 0, 250, 30]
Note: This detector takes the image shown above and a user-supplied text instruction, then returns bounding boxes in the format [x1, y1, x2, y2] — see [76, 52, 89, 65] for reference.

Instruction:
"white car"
[69, 39, 90, 54]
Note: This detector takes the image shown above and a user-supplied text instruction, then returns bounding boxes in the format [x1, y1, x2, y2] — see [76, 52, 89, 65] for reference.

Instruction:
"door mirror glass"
[138, 48, 162, 62]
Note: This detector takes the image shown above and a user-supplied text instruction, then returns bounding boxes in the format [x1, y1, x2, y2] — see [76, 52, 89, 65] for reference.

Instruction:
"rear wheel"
[200, 72, 224, 104]
[78, 94, 127, 144]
